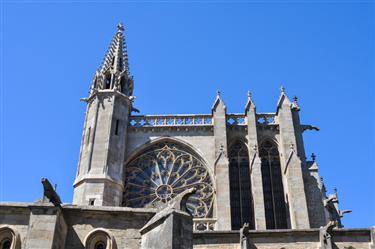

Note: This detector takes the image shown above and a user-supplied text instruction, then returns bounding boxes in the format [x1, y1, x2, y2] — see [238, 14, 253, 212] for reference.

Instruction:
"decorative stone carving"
[319, 220, 336, 249]
[40, 178, 61, 206]
[301, 124, 320, 132]
[240, 223, 250, 249]
[324, 188, 352, 228]
[124, 142, 214, 218]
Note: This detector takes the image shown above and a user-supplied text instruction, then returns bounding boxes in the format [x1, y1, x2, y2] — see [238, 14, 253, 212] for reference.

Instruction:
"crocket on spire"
[90, 22, 134, 96]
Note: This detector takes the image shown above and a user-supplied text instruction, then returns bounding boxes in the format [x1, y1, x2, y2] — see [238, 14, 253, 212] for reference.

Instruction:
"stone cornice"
[82, 89, 134, 106]
[73, 174, 124, 189]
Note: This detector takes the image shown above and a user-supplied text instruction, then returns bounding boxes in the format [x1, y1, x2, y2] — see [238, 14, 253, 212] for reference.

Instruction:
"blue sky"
[1, 2, 374, 228]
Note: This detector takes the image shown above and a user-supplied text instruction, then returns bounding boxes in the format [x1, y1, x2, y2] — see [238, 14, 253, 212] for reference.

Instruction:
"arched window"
[84, 228, 115, 249]
[124, 141, 214, 218]
[228, 141, 254, 230]
[259, 140, 288, 229]
[0, 226, 20, 249]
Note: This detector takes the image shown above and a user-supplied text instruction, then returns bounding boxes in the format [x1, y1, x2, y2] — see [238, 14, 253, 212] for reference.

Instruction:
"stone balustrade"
[129, 114, 213, 127]
[129, 113, 278, 127]
[226, 114, 247, 125]
[256, 113, 277, 124]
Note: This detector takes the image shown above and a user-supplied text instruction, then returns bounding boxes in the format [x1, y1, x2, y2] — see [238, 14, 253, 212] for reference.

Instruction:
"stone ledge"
[0, 202, 157, 215]
[193, 228, 373, 245]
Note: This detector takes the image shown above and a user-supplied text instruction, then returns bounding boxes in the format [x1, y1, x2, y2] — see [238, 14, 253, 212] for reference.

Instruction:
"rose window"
[123, 142, 214, 218]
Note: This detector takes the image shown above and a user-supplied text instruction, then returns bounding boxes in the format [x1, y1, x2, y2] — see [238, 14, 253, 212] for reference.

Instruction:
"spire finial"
[280, 85, 286, 94]
[311, 153, 316, 162]
[216, 89, 221, 97]
[247, 90, 252, 98]
[117, 22, 124, 32]
[291, 95, 300, 111]
[333, 187, 338, 197]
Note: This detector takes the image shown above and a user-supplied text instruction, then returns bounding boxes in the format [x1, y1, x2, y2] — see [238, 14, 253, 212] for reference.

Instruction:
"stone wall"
[0, 203, 373, 249]
[193, 229, 374, 249]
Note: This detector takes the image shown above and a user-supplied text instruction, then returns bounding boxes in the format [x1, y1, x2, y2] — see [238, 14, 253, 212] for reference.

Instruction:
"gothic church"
[0, 23, 374, 249]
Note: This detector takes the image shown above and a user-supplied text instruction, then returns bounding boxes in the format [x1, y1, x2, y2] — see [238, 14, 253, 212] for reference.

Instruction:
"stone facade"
[0, 23, 373, 249]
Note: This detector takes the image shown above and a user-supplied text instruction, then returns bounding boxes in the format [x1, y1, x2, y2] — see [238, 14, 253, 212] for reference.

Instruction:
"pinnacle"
[216, 89, 221, 97]
[280, 85, 286, 94]
[117, 22, 124, 32]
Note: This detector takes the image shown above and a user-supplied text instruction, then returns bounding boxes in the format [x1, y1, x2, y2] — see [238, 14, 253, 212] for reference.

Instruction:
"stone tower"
[73, 23, 134, 206]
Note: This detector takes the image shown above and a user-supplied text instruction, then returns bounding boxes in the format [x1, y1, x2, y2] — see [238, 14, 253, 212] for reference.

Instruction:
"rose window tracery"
[123, 142, 214, 218]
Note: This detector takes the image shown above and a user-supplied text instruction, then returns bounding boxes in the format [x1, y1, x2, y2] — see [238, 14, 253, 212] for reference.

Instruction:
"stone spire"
[100, 22, 129, 75]
[90, 22, 134, 96]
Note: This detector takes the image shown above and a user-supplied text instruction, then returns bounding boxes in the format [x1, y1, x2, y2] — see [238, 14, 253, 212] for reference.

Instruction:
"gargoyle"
[41, 178, 62, 207]
[324, 189, 351, 228]
[131, 106, 140, 113]
[301, 124, 320, 132]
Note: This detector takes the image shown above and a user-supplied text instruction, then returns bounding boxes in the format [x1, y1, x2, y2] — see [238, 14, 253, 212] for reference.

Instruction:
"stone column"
[212, 93, 232, 230]
[276, 91, 310, 229]
[245, 93, 266, 230]
[25, 204, 67, 249]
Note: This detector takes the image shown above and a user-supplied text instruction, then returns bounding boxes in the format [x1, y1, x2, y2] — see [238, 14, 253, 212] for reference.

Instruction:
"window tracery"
[259, 140, 288, 229]
[123, 141, 214, 218]
[228, 141, 255, 230]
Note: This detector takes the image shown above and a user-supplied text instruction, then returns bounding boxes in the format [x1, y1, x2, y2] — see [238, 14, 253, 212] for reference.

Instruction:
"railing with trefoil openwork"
[129, 114, 213, 127]
[256, 113, 277, 124]
[129, 113, 277, 127]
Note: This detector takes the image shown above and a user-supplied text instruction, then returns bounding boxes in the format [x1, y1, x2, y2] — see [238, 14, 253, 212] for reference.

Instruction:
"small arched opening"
[84, 228, 116, 249]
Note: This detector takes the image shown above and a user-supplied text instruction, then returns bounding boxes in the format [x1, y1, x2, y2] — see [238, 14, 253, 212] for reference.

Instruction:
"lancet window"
[259, 140, 288, 229]
[228, 141, 254, 230]
[123, 141, 214, 218]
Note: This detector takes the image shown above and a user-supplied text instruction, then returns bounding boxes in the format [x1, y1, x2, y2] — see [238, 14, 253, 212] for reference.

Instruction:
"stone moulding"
[0, 225, 21, 249]
[83, 228, 116, 249]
